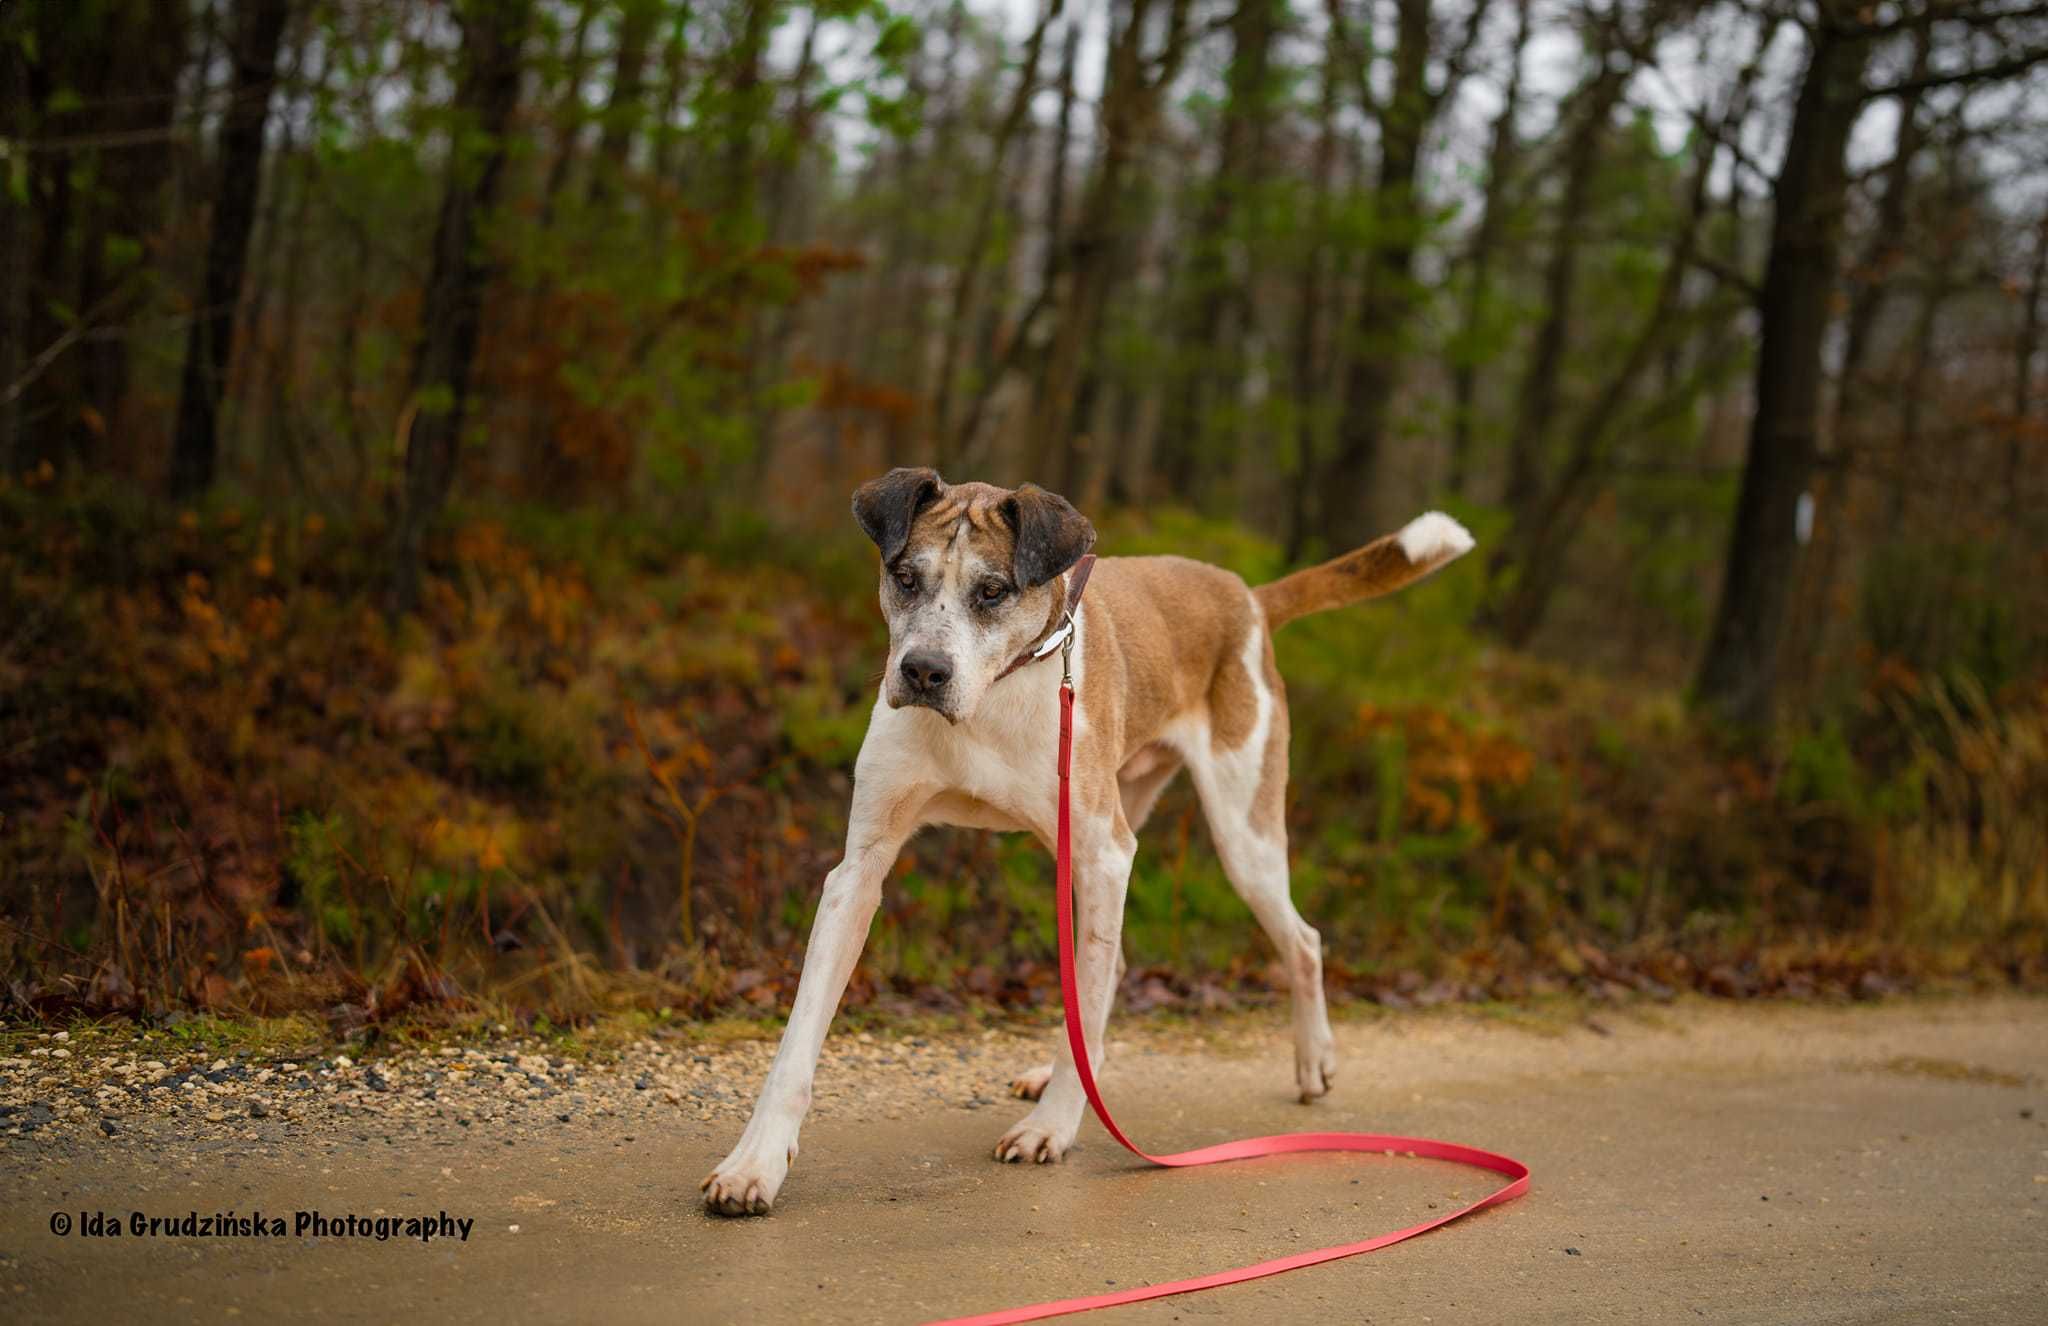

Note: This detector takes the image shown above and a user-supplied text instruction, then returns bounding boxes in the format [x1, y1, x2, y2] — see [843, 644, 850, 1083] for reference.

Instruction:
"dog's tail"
[1254, 512, 1476, 630]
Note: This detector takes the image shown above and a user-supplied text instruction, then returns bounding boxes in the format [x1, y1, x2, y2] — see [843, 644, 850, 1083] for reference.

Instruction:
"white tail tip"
[1396, 511, 1476, 565]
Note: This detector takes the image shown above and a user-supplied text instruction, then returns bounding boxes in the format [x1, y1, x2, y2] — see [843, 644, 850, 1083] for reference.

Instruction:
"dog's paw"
[994, 1112, 1074, 1165]
[1009, 1061, 1054, 1100]
[1296, 1034, 1338, 1103]
[701, 1142, 793, 1217]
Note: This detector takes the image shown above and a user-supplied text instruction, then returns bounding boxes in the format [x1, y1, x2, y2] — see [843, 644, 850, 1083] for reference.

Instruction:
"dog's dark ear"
[1002, 484, 1096, 589]
[852, 468, 945, 564]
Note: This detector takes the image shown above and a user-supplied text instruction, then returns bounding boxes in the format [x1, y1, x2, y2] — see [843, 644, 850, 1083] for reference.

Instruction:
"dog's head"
[852, 469, 1096, 722]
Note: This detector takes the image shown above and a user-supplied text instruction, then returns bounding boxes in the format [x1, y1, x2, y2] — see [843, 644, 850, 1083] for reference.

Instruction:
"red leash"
[927, 653, 1530, 1326]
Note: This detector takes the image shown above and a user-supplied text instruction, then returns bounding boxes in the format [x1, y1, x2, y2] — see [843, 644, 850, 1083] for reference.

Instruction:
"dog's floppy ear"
[1002, 484, 1096, 589]
[852, 467, 945, 564]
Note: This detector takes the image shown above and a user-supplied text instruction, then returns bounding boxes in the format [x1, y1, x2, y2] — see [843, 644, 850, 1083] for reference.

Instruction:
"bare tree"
[1032, 0, 1196, 494]
[1317, 0, 1491, 546]
[1447, 0, 1531, 496]
[2007, 209, 2047, 512]
[389, 0, 533, 614]
[589, 0, 663, 208]
[1158, 0, 1285, 498]
[1695, 0, 2048, 726]
[1486, 10, 1770, 646]
[1499, 9, 1636, 523]
[1285, 14, 1347, 559]
[0, 14, 29, 470]
[168, 0, 292, 499]
[933, 0, 1065, 465]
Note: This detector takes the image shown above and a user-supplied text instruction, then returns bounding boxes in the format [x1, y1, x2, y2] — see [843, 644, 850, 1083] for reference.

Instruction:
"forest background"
[2, 0, 2045, 1033]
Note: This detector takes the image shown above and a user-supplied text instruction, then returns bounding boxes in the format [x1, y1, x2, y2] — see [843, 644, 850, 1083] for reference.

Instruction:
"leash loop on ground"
[925, 677, 1531, 1326]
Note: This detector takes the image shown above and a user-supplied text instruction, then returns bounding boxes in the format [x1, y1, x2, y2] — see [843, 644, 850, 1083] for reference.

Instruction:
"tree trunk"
[1831, 27, 1930, 451]
[1490, 90, 1731, 647]
[0, 22, 28, 470]
[1040, 22, 1080, 307]
[650, 3, 694, 186]
[721, 0, 778, 485]
[932, 0, 1062, 464]
[83, 0, 188, 474]
[1032, 0, 1192, 493]
[538, 0, 597, 226]
[588, 0, 660, 209]
[744, 12, 825, 479]
[260, 29, 329, 502]
[951, 19, 1082, 469]
[1694, 20, 1872, 728]
[2009, 211, 2046, 512]
[9, 1, 187, 474]
[1318, 0, 1432, 547]
[760, 11, 821, 243]
[1782, 23, 1928, 707]
[1158, 0, 1281, 498]
[388, 0, 532, 615]
[720, 0, 774, 218]
[1285, 17, 1344, 561]
[1890, 150, 1967, 526]
[168, 0, 291, 499]
[1447, 0, 1530, 496]
[1499, 44, 1625, 524]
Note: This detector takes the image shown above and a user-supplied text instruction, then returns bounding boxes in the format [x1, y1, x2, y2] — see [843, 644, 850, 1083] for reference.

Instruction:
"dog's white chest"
[943, 680, 1063, 812]
[861, 673, 1068, 836]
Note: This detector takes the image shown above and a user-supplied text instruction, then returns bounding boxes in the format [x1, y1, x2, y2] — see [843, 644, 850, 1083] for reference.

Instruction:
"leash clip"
[1031, 607, 1078, 686]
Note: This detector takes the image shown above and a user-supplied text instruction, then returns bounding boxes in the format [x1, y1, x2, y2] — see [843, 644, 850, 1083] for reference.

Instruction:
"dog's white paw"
[1009, 1061, 1054, 1100]
[701, 1140, 794, 1217]
[1296, 1033, 1338, 1103]
[994, 1111, 1075, 1164]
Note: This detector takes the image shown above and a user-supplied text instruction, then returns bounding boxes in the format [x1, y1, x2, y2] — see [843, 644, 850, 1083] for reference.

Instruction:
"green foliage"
[780, 671, 869, 767]
[1779, 723, 1865, 813]
[457, 672, 579, 793]
[1862, 539, 2045, 694]
[7, 0, 2046, 1028]
[2, 480, 2044, 1024]
[286, 813, 353, 949]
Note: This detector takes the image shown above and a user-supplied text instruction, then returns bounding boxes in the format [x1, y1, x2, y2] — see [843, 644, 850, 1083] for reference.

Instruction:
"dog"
[703, 469, 1474, 1215]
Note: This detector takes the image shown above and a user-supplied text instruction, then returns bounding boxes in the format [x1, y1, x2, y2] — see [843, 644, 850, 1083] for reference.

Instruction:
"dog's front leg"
[995, 815, 1135, 1164]
[702, 777, 923, 1216]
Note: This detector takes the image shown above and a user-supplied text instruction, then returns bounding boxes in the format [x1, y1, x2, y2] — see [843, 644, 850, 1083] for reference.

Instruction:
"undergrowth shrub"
[1, 482, 2041, 1028]
[1870, 676, 2048, 937]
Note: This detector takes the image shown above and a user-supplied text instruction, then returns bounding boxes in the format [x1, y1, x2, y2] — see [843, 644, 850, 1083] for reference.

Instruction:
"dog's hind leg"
[1184, 631, 1338, 1103]
[1205, 812, 1337, 1102]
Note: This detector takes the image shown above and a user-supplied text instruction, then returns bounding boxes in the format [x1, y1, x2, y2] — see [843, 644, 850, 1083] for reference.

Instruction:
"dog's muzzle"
[892, 649, 957, 716]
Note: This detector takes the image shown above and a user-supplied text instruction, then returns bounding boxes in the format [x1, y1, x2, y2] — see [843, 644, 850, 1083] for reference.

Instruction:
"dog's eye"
[893, 568, 917, 594]
[977, 581, 1008, 604]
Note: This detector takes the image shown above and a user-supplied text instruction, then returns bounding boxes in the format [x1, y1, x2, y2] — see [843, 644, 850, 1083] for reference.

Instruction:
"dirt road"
[5, 997, 2045, 1324]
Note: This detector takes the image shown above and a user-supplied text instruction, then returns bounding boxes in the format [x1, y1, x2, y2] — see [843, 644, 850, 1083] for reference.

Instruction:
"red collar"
[995, 554, 1096, 683]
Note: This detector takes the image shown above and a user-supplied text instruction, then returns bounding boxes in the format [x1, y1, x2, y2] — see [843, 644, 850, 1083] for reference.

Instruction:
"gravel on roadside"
[0, 1021, 1070, 1161]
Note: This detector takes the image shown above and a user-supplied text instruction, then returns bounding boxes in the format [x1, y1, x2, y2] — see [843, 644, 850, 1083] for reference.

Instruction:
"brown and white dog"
[702, 469, 1474, 1215]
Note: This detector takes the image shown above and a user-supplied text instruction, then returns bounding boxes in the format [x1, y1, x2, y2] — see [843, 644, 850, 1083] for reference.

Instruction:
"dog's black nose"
[899, 650, 953, 693]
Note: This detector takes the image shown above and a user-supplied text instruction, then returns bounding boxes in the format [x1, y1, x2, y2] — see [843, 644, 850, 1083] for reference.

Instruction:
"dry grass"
[2, 483, 2043, 1037]
[1874, 676, 2048, 937]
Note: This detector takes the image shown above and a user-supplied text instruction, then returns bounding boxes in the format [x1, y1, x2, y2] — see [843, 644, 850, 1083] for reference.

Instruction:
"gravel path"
[5, 997, 2045, 1323]
[0, 1019, 1064, 1158]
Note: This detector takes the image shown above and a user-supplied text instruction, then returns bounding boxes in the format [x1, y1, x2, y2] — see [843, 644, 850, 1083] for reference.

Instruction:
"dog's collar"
[996, 553, 1096, 683]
